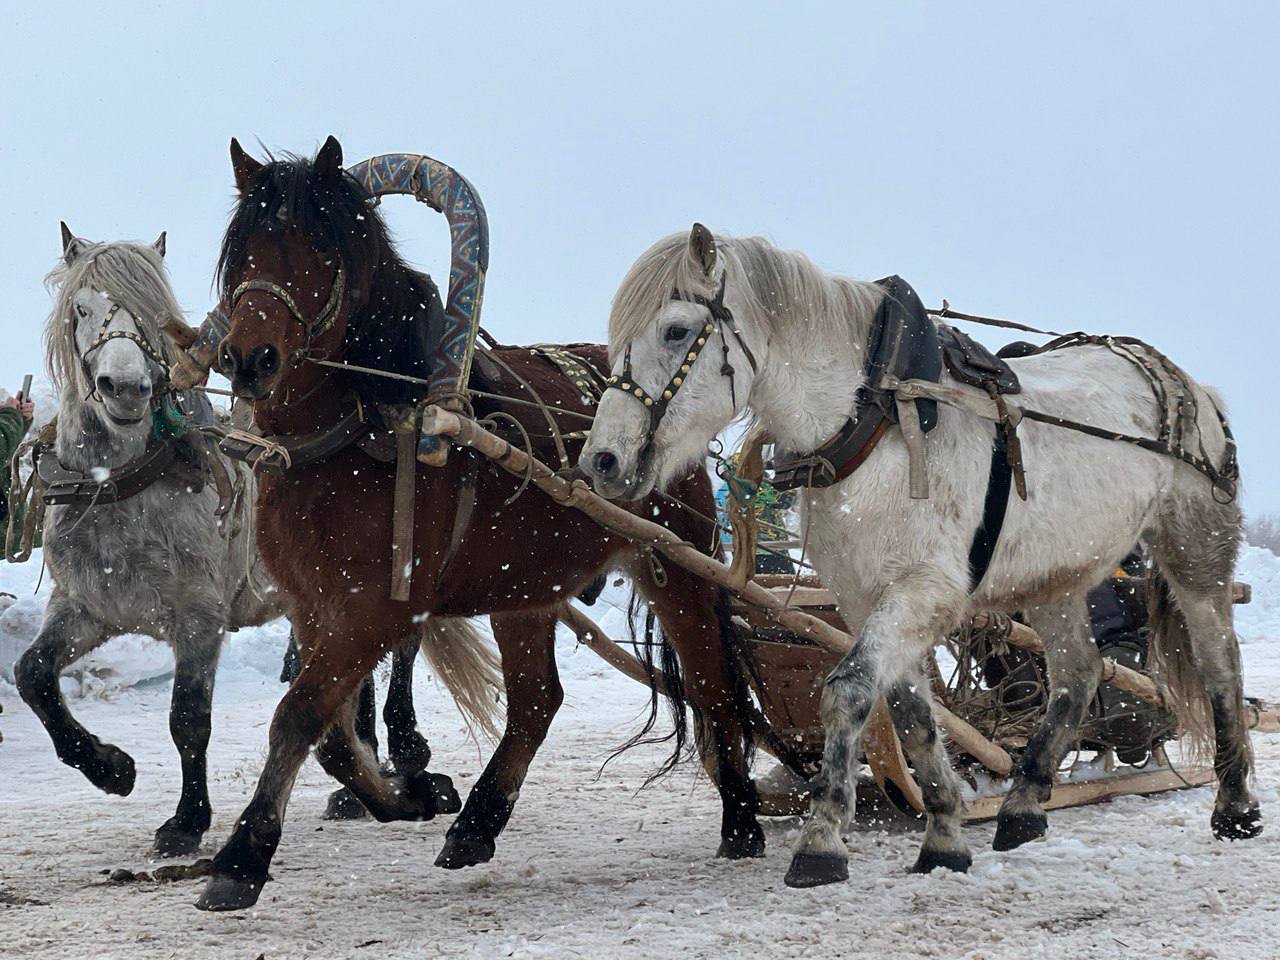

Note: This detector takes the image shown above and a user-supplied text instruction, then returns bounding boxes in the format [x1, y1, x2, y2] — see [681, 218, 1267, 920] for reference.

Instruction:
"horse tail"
[1145, 562, 1217, 763]
[417, 616, 504, 743]
[606, 586, 757, 784]
[605, 591, 692, 783]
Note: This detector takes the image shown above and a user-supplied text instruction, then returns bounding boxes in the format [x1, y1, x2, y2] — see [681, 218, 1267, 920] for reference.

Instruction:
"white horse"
[16, 228, 286, 856]
[582, 225, 1257, 887]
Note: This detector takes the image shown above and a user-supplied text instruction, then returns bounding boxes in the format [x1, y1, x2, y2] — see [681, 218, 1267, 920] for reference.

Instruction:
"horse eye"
[664, 325, 690, 343]
[75, 304, 88, 319]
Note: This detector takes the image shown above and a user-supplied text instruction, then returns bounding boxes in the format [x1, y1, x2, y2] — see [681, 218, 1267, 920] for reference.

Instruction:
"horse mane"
[44, 241, 184, 394]
[608, 231, 883, 359]
[216, 152, 445, 405]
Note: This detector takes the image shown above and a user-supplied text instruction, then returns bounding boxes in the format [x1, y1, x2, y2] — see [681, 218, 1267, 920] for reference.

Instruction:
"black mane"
[216, 151, 445, 405]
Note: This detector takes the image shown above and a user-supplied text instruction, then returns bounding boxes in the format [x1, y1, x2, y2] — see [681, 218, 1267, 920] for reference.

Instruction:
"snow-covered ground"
[2, 547, 1279, 959]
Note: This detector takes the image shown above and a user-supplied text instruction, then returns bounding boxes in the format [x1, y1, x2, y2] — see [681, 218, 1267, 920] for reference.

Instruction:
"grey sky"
[4, 3, 1276, 510]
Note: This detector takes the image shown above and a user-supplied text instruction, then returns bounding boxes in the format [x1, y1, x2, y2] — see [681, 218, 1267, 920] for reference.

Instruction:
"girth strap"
[967, 428, 1014, 592]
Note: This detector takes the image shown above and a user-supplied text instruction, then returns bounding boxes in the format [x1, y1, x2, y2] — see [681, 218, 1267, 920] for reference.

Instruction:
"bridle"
[79, 301, 172, 402]
[229, 263, 348, 364]
[604, 276, 759, 449]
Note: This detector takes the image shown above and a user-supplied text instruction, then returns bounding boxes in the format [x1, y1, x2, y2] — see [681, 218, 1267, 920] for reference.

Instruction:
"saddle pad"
[938, 325, 1021, 395]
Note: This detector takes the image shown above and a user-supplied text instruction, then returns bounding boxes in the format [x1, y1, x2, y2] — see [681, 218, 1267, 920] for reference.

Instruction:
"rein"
[604, 277, 758, 450]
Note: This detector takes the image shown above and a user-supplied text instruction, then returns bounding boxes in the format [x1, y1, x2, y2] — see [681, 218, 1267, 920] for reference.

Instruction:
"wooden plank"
[961, 764, 1215, 822]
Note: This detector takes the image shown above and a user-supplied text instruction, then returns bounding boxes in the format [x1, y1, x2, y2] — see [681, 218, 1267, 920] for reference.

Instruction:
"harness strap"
[389, 414, 418, 602]
[37, 439, 192, 507]
[968, 428, 1014, 592]
[213, 402, 367, 475]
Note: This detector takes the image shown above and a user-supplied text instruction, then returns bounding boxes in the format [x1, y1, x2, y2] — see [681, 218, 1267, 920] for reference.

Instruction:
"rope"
[216, 427, 294, 471]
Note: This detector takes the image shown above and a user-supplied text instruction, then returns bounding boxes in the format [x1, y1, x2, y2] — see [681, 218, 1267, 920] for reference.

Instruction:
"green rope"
[151, 395, 189, 441]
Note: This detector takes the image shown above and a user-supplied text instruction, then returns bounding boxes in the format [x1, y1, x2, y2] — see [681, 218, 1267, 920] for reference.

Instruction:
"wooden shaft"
[557, 603, 669, 695]
[970, 611, 1167, 710]
[427, 407, 1018, 777]
[931, 698, 1014, 776]
[423, 406, 858, 659]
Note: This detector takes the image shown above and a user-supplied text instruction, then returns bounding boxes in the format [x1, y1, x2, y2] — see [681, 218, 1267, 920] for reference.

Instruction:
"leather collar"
[38, 438, 201, 507]
[216, 402, 377, 476]
[770, 275, 941, 491]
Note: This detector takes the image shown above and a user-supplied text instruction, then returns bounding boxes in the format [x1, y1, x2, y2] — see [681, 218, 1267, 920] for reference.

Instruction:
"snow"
[1, 549, 1279, 958]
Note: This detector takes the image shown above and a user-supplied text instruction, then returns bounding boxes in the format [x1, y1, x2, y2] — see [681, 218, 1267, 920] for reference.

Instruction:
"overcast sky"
[3, 3, 1276, 511]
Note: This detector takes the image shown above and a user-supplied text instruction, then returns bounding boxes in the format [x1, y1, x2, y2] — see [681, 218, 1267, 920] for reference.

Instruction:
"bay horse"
[16, 230, 287, 856]
[193, 138, 761, 911]
[582, 226, 1257, 887]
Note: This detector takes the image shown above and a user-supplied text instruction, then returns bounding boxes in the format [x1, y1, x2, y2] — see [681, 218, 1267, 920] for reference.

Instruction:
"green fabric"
[0, 408, 34, 552]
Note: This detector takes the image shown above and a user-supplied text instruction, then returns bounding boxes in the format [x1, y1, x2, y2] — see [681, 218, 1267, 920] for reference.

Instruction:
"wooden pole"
[970, 611, 1168, 710]
[426, 407, 1018, 777]
[557, 603, 668, 694]
[423, 406, 858, 658]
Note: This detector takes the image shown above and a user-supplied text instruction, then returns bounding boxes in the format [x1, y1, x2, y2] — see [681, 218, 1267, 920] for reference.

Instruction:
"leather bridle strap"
[230, 264, 347, 343]
[80, 303, 172, 394]
[604, 276, 757, 448]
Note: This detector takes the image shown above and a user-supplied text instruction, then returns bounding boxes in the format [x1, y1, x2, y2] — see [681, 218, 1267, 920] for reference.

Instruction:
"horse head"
[50, 225, 175, 450]
[216, 136, 362, 403]
[582, 223, 761, 500]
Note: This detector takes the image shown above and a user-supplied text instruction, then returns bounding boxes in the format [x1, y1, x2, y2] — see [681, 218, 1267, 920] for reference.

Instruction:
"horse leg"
[885, 674, 971, 872]
[14, 595, 129, 795]
[321, 673, 379, 821]
[638, 570, 763, 860]
[152, 612, 224, 857]
[785, 581, 961, 888]
[1171, 587, 1259, 839]
[197, 624, 392, 912]
[312, 686, 459, 824]
[993, 593, 1099, 851]
[385, 637, 432, 776]
[436, 609, 561, 869]
[1149, 517, 1260, 839]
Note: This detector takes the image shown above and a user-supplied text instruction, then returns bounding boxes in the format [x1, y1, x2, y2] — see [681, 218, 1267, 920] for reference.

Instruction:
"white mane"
[43, 240, 184, 394]
[607, 232, 884, 359]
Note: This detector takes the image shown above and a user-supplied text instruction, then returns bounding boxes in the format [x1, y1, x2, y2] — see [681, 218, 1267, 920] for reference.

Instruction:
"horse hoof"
[390, 733, 432, 776]
[717, 823, 766, 860]
[322, 787, 369, 821]
[992, 811, 1047, 851]
[911, 846, 972, 874]
[195, 874, 266, 912]
[407, 771, 461, 819]
[152, 822, 204, 859]
[435, 832, 495, 869]
[1212, 806, 1262, 841]
[79, 743, 137, 797]
[784, 852, 849, 888]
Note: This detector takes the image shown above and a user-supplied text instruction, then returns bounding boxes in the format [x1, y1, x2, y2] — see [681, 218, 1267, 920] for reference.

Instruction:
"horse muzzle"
[220, 341, 281, 401]
[579, 440, 656, 502]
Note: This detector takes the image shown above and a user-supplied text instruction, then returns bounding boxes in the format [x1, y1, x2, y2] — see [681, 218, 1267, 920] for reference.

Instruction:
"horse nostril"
[254, 344, 279, 377]
[219, 344, 241, 376]
[138, 379, 153, 397]
[593, 451, 619, 478]
[96, 375, 118, 398]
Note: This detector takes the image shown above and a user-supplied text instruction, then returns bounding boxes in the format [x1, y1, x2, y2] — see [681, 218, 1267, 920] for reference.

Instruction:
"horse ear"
[61, 221, 89, 262]
[688, 222, 717, 277]
[230, 137, 263, 192]
[153, 231, 167, 258]
[315, 135, 344, 179]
